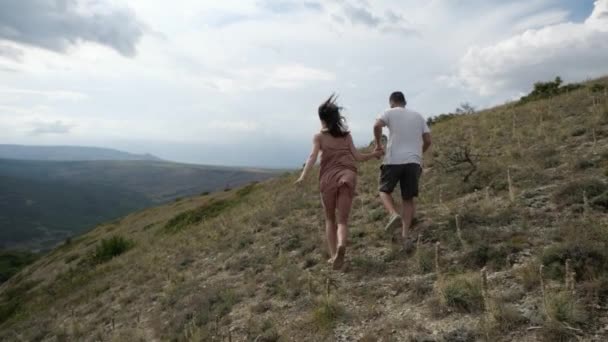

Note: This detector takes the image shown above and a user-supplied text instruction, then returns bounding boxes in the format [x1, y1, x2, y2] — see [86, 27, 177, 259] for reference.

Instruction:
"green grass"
[312, 295, 344, 331]
[90, 236, 134, 265]
[164, 185, 258, 233]
[163, 199, 235, 233]
[554, 178, 608, 208]
[0, 280, 39, 324]
[439, 274, 484, 313]
[0, 250, 38, 283]
[546, 291, 588, 326]
[542, 242, 608, 281]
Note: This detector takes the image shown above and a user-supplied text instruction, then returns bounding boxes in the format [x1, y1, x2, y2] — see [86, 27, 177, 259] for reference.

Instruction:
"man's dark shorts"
[379, 163, 422, 200]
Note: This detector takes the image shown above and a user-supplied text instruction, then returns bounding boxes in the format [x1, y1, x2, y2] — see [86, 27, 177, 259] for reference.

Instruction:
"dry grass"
[1, 76, 608, 341]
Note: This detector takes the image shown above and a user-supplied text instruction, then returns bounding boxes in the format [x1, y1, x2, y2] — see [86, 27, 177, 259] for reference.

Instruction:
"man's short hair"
[389, 91, 407, 105]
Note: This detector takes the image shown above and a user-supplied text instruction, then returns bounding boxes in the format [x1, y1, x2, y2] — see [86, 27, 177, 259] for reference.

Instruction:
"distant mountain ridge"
[0, 158, 280, 251]
[0, 144, 162, 161]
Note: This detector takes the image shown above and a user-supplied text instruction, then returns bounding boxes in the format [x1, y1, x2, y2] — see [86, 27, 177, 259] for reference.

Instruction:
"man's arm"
[374, 119, 386, 151]
[422, 132, 432, 153]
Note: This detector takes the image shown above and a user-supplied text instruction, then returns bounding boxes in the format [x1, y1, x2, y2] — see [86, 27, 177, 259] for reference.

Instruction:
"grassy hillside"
[0, 77, 607, 341]
[0, 160, 279, 250]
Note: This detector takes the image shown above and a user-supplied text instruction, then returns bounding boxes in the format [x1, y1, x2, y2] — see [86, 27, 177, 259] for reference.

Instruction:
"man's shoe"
[402, 238, 416, 254]
[384, 214, 402, 232]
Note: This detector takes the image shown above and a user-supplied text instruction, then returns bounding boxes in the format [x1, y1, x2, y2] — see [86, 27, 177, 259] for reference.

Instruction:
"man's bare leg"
[380, 191, 402, 232]
[401, 198, 416, 239]
[380, 191, 399, 216]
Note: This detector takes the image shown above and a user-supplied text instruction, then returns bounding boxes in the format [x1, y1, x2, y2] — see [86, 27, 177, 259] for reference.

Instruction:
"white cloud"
[210, 64, 336, 92]
[1, 0, 607, 167]
[447, 0, 608, 95]
[29, 120, 74, 136]
[209, 120, 259, 132]
[0, 87, 88, 102]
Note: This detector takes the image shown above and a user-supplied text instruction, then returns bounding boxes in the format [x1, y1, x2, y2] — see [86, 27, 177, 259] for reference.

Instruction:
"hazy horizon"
[2, 0, 608, 168]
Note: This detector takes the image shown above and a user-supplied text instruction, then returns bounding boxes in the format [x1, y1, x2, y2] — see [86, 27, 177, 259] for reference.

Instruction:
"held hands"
[373, 144, 385, 160]
[372, 149, 384, 159]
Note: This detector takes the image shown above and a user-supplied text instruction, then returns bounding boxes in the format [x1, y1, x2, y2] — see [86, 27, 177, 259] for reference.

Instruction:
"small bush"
[367, 209, 384, 222]
[491, 302, 528, 332]
[236, 183, 258, 197]
[440, 274, 484, 313]
[463, 244, 512, 271]
[517, 260, 541, 290]
[591, 191, 608, 211]
[0, 251, 38, 283]
[554, 178, 608, 208]
[0, 280, 38, 324]
[413, 246, 435, 274]
[519, 77, 584, 104]
[570, 127, 586, 137]
[280, 233, 302, 251]
[575, 159, 596, 170]
[542, 242, 608, 281]
[546, 291, 587, 326]
[590, 84, 606, 93]
[312, 295, 343, 331]
[409, 278, 433, 302]
[91, 236, 134, 265]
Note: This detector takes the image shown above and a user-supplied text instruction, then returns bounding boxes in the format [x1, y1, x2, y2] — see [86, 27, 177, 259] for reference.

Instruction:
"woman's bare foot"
[332, 245, 346, 270]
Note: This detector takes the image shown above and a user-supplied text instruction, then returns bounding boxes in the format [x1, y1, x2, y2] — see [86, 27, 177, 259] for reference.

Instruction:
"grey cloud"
[0, 44, 23, 62]
[30, 120, 73, 136]
[0, 0, 143, 57]
[303, 2, 324, 12]
[335, 2, 418, 36]
[343, 4, 381, 27]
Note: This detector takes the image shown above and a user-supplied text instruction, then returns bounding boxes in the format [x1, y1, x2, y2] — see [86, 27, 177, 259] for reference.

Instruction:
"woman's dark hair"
[318, 94, 349, 138]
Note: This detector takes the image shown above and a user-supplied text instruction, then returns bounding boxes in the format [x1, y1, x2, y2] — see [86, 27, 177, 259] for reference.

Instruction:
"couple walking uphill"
[296, 91, 432, 271]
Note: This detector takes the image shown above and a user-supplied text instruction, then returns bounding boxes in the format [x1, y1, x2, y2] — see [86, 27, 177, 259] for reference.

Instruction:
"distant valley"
[0, 146, 281, 251]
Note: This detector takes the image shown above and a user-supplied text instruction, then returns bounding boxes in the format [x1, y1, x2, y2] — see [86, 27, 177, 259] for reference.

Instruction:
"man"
[373, 91, 432, 251]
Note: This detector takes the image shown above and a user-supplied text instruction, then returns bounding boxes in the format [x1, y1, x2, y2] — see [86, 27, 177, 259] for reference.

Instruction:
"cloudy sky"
[1, 0, 607, 168]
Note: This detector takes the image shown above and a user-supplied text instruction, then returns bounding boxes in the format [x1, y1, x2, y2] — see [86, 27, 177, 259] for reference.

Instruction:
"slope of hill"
[0, 159, 280, 251]
[1, 77, 607, 341]
[0, 145, 162, 161]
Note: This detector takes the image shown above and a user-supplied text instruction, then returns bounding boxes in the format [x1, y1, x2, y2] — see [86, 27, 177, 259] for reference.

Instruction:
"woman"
[295, 95, 383, 270]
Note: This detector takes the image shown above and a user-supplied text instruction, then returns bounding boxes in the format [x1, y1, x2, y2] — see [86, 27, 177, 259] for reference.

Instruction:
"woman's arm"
[348, 134, 383, 162]
[295, 134, 321, 184]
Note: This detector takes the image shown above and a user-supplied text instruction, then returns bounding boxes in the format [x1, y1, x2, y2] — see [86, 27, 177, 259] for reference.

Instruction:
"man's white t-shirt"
[378, 107, 430, 165]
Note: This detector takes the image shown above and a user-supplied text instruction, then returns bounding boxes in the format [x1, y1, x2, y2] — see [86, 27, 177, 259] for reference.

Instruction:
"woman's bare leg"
[321, 192, 338, 259]
[333, 186, 354, 270]
[325, 220, 338, 259]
